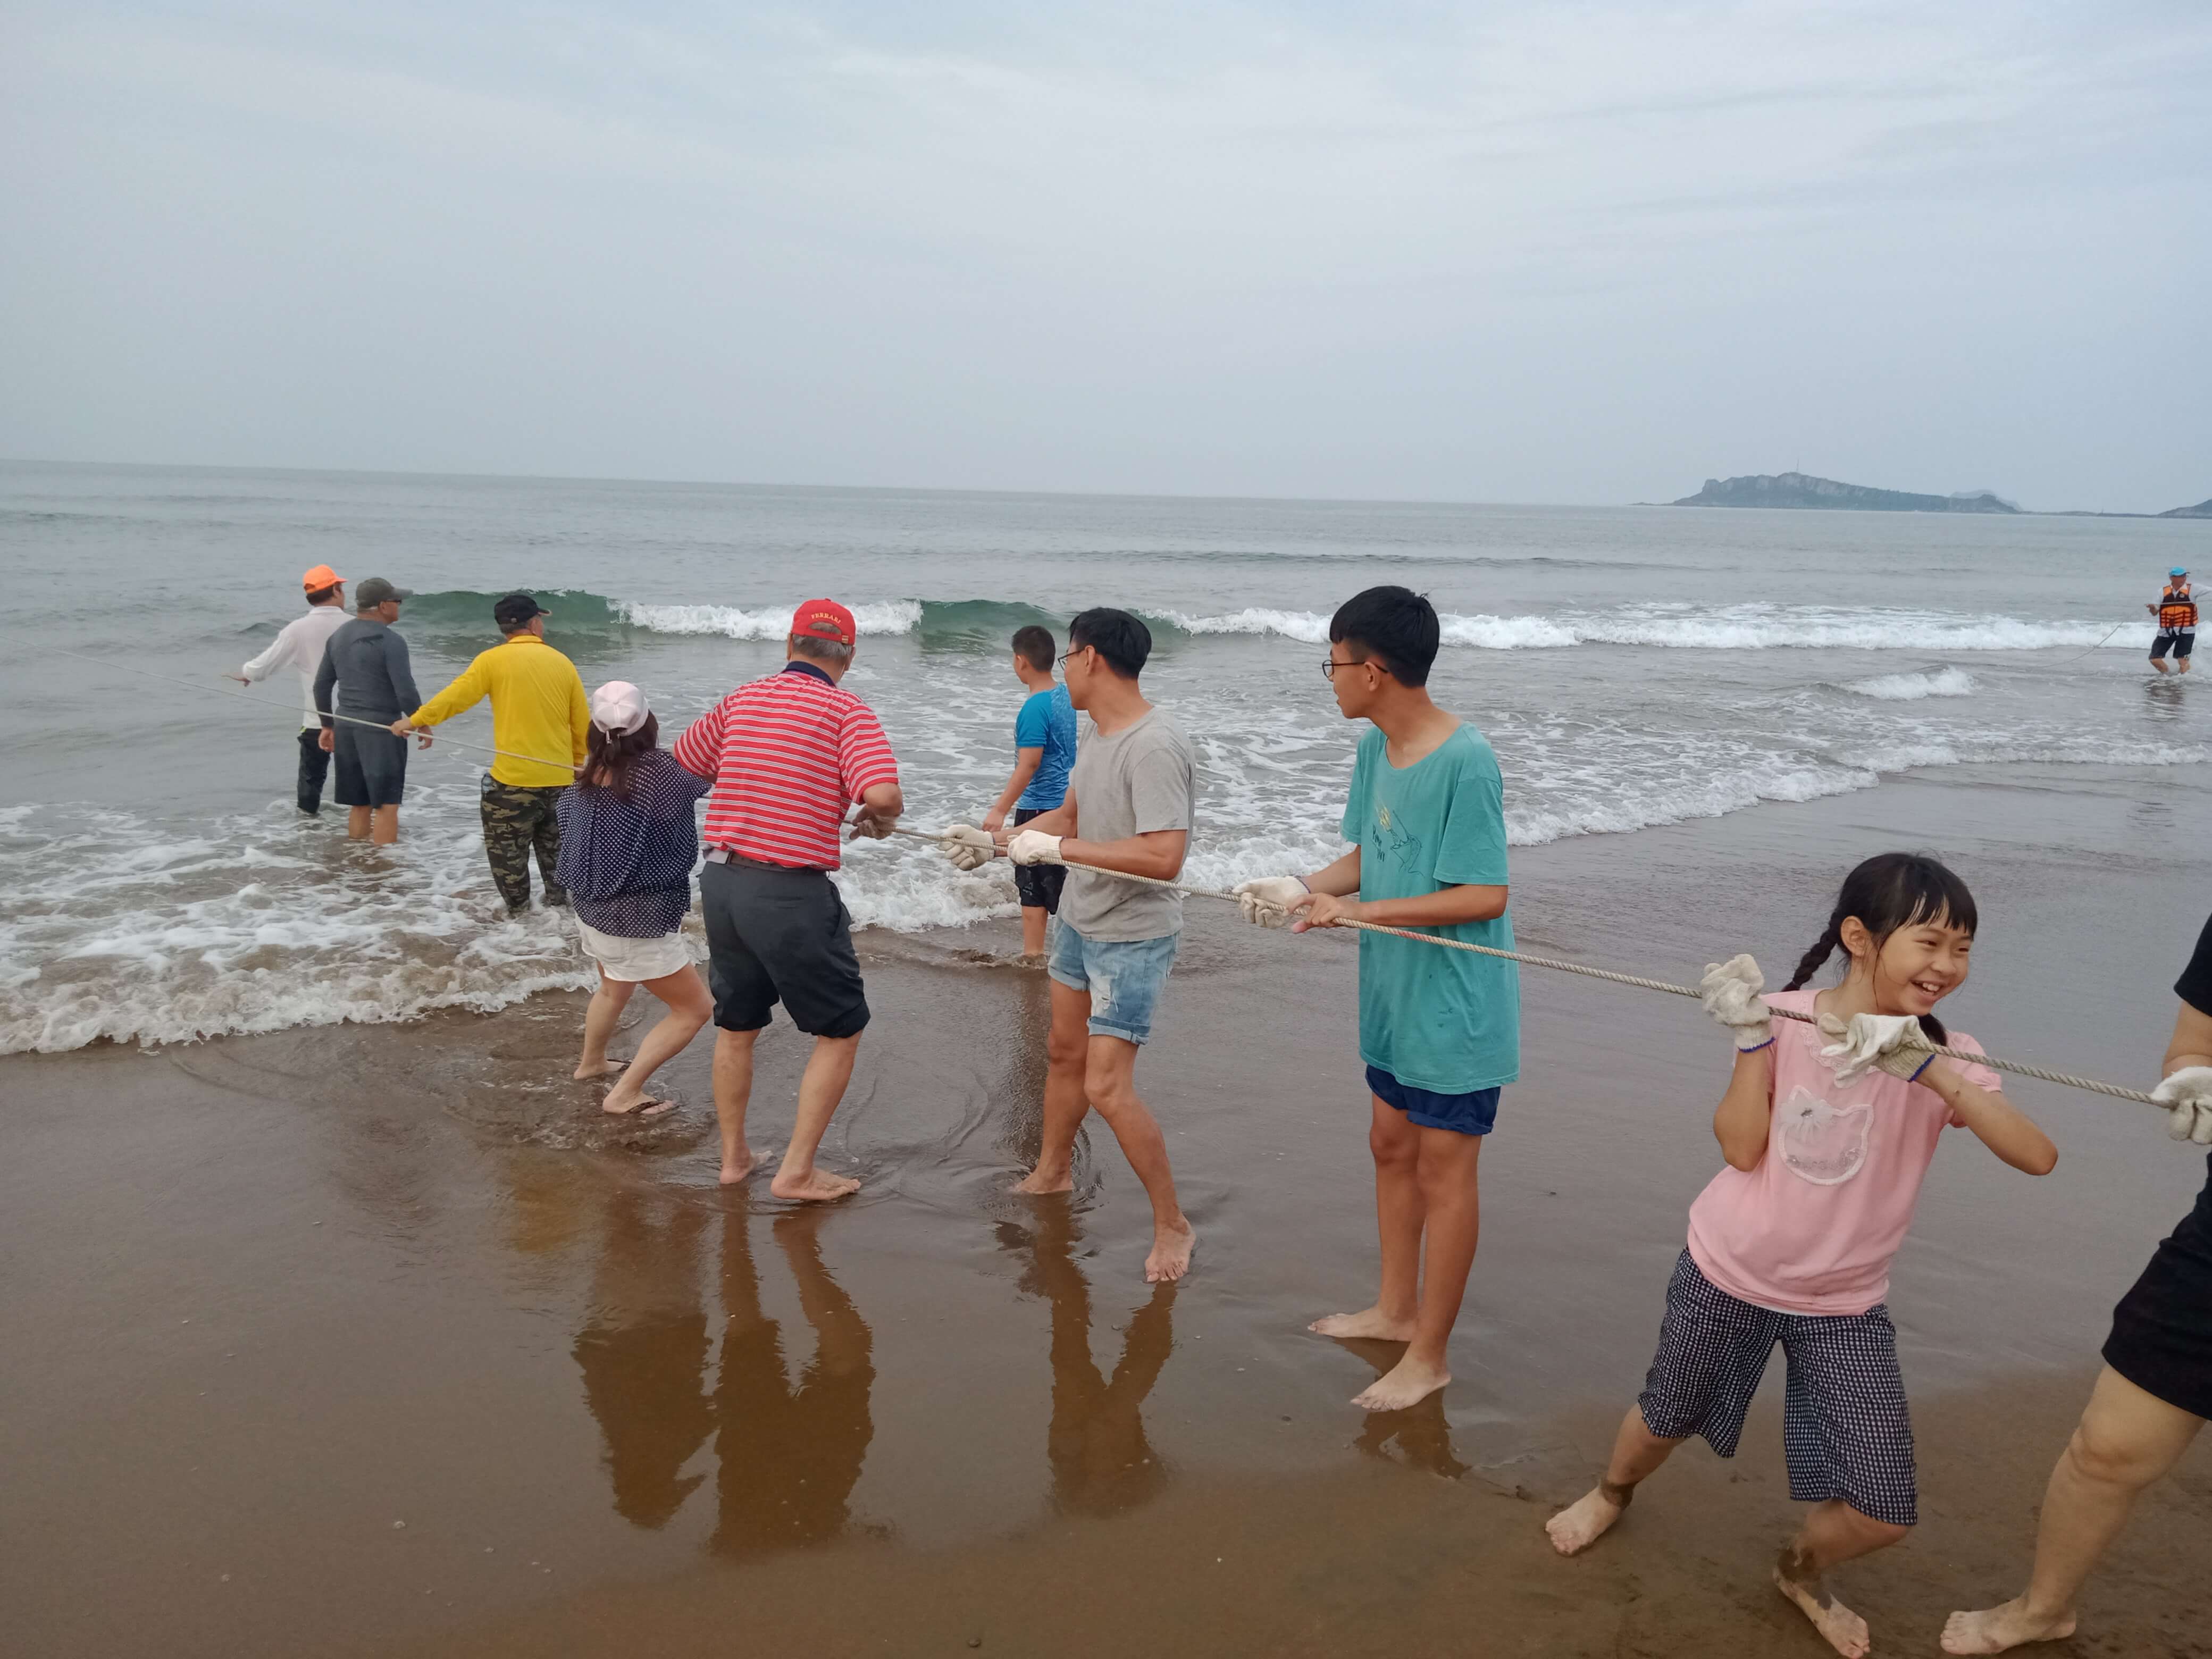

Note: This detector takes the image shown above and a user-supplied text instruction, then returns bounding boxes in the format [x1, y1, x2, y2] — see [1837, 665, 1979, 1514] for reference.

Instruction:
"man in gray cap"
[312, 577, 425, 844]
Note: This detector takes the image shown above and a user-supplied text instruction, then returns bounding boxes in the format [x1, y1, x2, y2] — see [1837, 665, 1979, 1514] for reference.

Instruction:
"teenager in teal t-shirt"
[1230, 585, 1519, 1419]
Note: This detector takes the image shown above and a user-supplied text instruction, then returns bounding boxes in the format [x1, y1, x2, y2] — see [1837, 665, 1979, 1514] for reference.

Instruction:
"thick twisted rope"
[890, 827, 2162, 1109]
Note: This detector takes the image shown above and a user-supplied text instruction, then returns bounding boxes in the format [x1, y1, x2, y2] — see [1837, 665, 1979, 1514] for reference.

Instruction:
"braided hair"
[1783, 851, 1977, 1046]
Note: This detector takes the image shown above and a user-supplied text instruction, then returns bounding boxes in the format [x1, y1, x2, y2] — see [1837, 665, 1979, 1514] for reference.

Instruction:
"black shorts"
[332, 723, 408, 808]
[699, 858, 869, 1039]
[2152, 630, 2196, 660]
[1012, 806, 1068, 913]
[2103, 1159, 2212, 1420]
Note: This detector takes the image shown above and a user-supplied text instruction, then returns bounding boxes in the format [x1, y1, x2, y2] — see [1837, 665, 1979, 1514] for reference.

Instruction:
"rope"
[2046, 621, 2129, 667]
[888, 827, 2163, 1109]
[38, 646, 579, 774]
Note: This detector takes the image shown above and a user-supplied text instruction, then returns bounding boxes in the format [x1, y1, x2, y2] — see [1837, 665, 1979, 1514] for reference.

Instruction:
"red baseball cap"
[791, 599, 857, 647]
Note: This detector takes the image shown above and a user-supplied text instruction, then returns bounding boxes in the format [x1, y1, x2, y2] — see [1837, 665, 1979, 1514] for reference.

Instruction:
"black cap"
[493, 592, 547, 630]
[355, 576, 401, 609]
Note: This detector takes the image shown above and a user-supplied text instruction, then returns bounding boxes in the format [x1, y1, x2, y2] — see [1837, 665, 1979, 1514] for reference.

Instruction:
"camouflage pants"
[480, 777, 569, 911]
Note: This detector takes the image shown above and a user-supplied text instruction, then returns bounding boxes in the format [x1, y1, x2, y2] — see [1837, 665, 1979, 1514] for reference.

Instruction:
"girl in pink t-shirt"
[1545, 853, 2057, 1659]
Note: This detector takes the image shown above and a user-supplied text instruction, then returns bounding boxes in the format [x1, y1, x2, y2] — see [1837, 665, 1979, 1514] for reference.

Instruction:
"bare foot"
[602, 1093, 677, 1118]
[1774, 1564, 1871, 1659]
[769, 1167, 862, 1203]
[1940, 1601, 2078, 1655]
[718, 1145, 767, 1186]
[573, 1059, 625, 1080]
[1352, 1353, 1451, 1411]
[1309, 1305, 1417, 1342]
[1545, 1485, 1629, 1556]
[1013, 1167, 1075, 1196]
[1144, 1219, 1197, 1283]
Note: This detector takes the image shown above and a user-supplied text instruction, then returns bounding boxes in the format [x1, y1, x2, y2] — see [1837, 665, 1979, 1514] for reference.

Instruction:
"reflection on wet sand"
[572, 1189, 713, 1527]
[573, 1191, 875, 1555]
[1001, 1205, 1174, 1518]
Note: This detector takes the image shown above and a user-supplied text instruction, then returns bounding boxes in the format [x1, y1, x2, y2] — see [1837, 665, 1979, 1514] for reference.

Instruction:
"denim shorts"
[1047, 923, 1180, 1045]
[1367, 1065, 1501, 1136]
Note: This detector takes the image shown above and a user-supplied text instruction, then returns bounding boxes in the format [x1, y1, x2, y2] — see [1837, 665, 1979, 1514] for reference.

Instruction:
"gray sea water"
[2, 458, 2205, 1053]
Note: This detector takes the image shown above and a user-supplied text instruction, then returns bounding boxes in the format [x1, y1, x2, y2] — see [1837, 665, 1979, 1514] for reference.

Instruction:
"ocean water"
[2, 459, 2205, 1054]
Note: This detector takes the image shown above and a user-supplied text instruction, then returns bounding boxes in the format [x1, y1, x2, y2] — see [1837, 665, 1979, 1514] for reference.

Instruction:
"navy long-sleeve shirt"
[555, 750, 714, 936]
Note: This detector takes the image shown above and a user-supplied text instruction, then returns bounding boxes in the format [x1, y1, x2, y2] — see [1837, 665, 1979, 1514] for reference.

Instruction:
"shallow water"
[3, 459, 2207, 1051]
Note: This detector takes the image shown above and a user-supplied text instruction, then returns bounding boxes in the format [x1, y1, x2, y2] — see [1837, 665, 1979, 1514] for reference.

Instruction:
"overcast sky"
[3, 2, 2207, 508]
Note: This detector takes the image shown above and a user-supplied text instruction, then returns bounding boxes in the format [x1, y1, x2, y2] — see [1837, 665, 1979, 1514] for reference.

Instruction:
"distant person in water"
[940, 607, 1201, 1284]
[2147, 567, 2195, 675]
[1234, 585, 1519, 1411]
[404, 593, 591, 912]
[979, 624, 1078, 960]
[312, 577, 424, 845]
[228, 564, 350, 816]
[1940, 914, 2212, 1655]
[556, 682, 715, 1118]
[672, 600, 903, 1201]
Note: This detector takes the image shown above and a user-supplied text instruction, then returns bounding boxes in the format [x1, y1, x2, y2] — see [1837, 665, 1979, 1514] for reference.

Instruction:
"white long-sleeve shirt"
[241, 604, 351, 724]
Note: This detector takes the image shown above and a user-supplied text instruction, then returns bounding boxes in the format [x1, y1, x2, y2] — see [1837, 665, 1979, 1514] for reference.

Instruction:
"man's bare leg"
[1312, 1095, 1423, 1343]
[1015, 978, 1092, 1194]
[1353, 1126, 1482, 1410]
[1772, 1501, 1910, 1659]
[1078, 1034, 1195, 1282]
[2152, 657, 2171, 674]
[347, 806, 372, 841]
[602, 967, 712, 1115]
[1547, 1405, 1684, 1554]
[370, 805, 399, 846]
[770, 1032, 863, 1202]
[1942, 1367, 2203, 1654]
[1020, 904, 1048, 959]
[576, 969, 635, 1080]
[714, 1027, 764, 1185]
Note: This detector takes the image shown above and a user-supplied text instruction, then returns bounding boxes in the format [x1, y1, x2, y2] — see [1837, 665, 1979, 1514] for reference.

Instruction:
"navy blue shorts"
[1367, 1065, 1500, 1136]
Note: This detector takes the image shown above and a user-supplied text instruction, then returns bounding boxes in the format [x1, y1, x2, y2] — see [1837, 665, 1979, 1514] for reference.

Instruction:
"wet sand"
[5, 764, 2210, 1656]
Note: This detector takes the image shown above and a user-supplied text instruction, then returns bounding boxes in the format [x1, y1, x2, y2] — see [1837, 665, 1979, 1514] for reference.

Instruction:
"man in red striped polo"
[673, 599, 904, 1200]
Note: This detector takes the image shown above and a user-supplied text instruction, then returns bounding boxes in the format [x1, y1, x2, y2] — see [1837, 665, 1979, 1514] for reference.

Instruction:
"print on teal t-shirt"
[1341, 723, 1521, 1093]
[1015, 683, 1078, 809]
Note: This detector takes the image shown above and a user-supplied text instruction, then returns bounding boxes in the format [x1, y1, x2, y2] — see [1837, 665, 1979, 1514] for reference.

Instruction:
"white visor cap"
[590, 680, 650, 736]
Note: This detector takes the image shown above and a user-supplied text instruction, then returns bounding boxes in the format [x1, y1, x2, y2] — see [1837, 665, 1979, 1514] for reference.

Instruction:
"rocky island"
[1671, 472, 2019, 513]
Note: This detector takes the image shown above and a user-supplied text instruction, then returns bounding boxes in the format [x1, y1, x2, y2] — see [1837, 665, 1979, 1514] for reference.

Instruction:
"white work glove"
[1233, 875, 1309, 928]
[1699, 954, 1773, 1051]
[938, 825, 996, 871]
[1006, 830, 1065, 867]
[2152, 1066, 2212, 1145]
[1817, 1012, 1935, 1085]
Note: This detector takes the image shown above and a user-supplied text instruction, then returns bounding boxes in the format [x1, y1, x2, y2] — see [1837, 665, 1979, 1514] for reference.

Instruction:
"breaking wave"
[1841, 667, 1978, 700]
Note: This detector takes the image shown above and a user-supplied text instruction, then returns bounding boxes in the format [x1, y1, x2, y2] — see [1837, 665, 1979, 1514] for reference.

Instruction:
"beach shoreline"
[6, 767, 2211, 1655]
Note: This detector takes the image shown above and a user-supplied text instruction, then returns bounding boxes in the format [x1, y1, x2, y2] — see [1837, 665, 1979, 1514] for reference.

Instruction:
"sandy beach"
[6, 765, 2210, 1657]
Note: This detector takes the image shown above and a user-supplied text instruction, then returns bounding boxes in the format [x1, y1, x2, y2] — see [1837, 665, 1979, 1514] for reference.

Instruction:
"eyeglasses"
[1059, 648, 1086, 668]
[1320, 656, 1363, 678]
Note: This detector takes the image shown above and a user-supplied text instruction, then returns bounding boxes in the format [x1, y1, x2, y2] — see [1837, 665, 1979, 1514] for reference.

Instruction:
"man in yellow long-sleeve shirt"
[402, 593, 591, 912]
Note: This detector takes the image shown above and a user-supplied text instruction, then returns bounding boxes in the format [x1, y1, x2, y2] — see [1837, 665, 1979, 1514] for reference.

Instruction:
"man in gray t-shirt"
[993, 607, 1199, 1285]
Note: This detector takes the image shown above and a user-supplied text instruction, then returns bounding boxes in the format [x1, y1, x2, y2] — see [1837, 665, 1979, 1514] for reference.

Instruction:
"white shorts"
[576, 919, 693, 983]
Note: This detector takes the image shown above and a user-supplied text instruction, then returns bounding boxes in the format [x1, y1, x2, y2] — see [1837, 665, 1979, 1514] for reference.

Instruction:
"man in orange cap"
[228, 564, 350, 814]
[673, 599, 904, 1200]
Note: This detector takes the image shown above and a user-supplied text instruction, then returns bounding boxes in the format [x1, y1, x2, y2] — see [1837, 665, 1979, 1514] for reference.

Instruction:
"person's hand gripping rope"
[937, 824, 997, 870]
[1699, 954, 1773, 1051]
[1818, 1012, 1936, 1085]
[1006, 829, 1064, 866]
[2152, 1066, 2212, 1144]
[1232, 876, 1309, 928]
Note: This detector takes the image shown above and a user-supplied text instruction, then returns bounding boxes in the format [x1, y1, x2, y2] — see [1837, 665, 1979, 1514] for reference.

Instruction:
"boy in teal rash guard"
[1233, 585, 1519, 1413]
